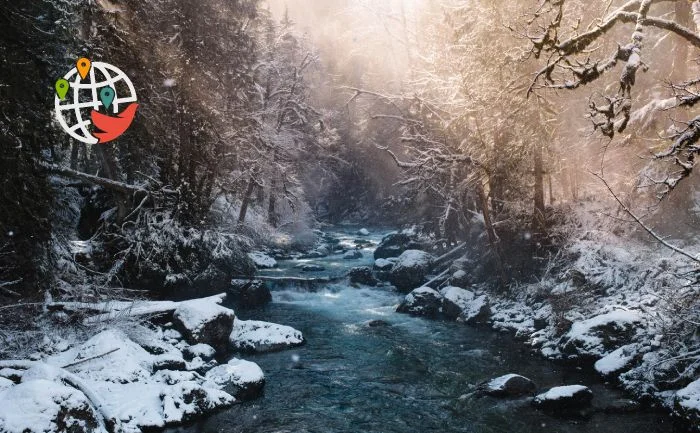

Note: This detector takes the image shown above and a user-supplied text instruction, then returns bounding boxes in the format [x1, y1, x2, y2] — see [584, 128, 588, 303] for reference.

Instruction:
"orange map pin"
[76, 58, 91, 79]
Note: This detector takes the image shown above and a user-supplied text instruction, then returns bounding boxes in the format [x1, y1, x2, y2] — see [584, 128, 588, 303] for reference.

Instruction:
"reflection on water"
[167, 228, 681, 433]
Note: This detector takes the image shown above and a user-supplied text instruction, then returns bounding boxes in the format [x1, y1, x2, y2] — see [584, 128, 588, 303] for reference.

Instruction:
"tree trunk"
[94, 145, 130, 223]
[477, 183, 507, 286]
[533, 140, 546, 235]
[268, 176, 279, 227]
[237, 176, 257, 224]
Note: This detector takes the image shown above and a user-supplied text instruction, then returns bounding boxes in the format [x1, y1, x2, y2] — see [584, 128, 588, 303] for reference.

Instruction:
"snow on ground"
[230, 319, 305, 353]
[0, 292, 297, 433]
[0, 327, 241, 433]
[481, 202, 700, 423]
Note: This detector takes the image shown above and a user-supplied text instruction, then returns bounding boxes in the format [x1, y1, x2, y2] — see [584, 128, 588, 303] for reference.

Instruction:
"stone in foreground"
[205, 358, 265, 400]
[230, 319, 305, 353]
[532, 385, 593, 411]
[483, 374, 536, 398]
[173, 297, 235, 351]
[0, 379, 101, 433]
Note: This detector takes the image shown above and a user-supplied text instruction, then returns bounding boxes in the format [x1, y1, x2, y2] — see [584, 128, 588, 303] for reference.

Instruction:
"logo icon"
[54, 58, 138, 144]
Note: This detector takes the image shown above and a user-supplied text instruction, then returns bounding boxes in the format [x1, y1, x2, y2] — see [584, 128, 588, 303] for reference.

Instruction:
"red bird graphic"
[90, 103, 139, 143]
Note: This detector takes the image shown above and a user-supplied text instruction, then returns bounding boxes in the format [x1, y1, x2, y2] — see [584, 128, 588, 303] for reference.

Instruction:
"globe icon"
[54, 61, 137, 144]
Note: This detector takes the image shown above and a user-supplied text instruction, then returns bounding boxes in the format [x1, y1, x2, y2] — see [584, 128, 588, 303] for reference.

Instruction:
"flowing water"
[169, 228, 682, 433]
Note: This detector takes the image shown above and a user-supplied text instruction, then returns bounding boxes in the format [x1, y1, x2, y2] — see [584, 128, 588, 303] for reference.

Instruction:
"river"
[169, 228, 680, 433]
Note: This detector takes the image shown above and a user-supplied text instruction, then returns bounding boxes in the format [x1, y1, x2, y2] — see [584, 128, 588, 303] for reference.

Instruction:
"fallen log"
[433, 242, 468, 268]
[47, 293, 227, 325]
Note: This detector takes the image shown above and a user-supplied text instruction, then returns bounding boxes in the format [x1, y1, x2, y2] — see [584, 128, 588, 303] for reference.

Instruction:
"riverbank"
[371, 203, 700, 430]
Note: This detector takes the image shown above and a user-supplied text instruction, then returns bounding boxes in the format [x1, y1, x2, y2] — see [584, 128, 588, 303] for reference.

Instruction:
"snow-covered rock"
[300, 264, 325, 272]
[560, 310, 644, 358]
[373, 258, 394, 271]
[594, 343, 641, 378]
[32, 328, 235, 432]
[248, 252, 277, 269]
[532, 385, 593, 411]
[229, 279, 272, 308]
[183, 343, 216, 361]
[374, 233, 413, 259]
[396, 287, 443, 318]
[675, 378, 700, 424]
[173, 297, 235, 350]
[0, 379, 101, 433]
[343, 250, 363, 260]
[357, 228, 370, 236]
[373, 258, 395, 281]
[483, 373, 536, 397]
[205, 358, 265, 400]
[439, 286, 490, 324]
[451, 269, 470, 286]
[388, 250, 435, 292]
[230, 319, 305, 353]
[347, 266, 378, 286]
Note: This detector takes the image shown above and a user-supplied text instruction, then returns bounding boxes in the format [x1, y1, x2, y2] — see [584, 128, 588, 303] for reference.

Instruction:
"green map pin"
[55, 78, 69, 100]
[100, 87, 115, 110]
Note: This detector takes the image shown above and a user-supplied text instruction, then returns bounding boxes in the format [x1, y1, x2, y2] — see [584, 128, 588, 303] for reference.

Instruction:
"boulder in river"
[388, 250, 435, 292]
[532, 385, 593, 411]
[367, 319, 390, 327]
[439, 286, 490, 324]
[357, 228, 370, 236]
[373, 258, 395, 281]
[343, 250, 363, 260]
[299, 264, 325, 272]
[230, 319, 305, 353]
[204, 358, 265, 401]
[229, 279, 272, 308]
[396, 286, 443, 318]
[173, 298, 235, 351]
[347, 266, 378, 286]
[483, 374, 536, 397]
[374, 233, 413, 259]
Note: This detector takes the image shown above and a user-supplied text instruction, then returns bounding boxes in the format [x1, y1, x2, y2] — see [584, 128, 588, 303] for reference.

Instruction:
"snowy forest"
[2, 0, 700, 432]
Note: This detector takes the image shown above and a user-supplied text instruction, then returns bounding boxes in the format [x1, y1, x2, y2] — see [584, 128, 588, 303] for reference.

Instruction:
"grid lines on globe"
[54, 61, 137, 144]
